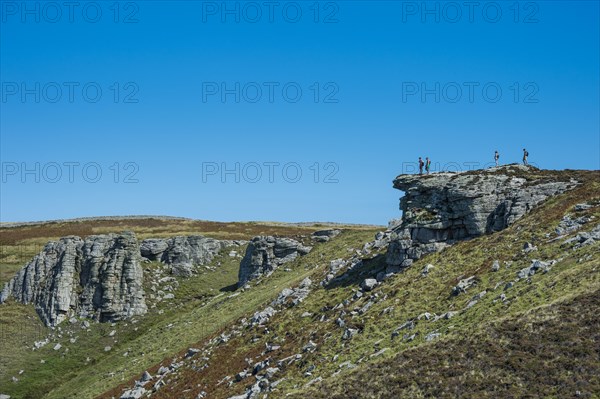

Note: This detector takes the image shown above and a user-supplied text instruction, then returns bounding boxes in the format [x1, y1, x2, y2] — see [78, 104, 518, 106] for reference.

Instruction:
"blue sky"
[1, 0, 599, 225]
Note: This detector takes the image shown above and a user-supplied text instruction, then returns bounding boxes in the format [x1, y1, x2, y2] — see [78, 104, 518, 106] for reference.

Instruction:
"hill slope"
[0, 166, 598, 399]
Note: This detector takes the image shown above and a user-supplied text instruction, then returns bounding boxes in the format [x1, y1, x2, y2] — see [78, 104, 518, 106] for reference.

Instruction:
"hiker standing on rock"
[523, 148, 529, 165]
[418, 157, 424, 175]
[425, 157, 431, 174]
[494, 150, 500, 167]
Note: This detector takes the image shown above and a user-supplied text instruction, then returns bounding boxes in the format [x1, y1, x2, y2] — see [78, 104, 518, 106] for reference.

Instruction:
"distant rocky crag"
[238, 236, 312, 287]
[0, 232, 147, 327]
[140, 236, 246, 277]
[1, 233, 246, 327]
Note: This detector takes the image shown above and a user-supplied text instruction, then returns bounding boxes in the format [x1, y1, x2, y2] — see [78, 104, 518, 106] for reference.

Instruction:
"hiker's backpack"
[525, 151, 529, 157]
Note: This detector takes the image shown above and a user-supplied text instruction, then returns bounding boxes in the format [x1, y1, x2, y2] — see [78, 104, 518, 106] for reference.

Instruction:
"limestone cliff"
[0, 232, 147, 327]
[386, 165, 577, 268]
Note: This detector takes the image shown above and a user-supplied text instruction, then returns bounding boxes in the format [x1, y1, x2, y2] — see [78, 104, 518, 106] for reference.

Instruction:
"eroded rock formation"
[238, 236, 312, 287]
[1, 232, 147, 327]
[386, 165, 577, 269]
[140, 236, 246, 277]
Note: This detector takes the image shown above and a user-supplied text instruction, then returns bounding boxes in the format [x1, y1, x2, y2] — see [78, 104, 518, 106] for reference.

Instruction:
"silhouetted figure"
[523, 148, 529, 165]
[425, 157, 431, 174]
[418, 157, 424, 175]
[494, 150, 500, 167]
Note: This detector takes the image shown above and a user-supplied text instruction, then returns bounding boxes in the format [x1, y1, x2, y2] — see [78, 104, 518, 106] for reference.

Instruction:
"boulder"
[360, 278, 378, 292]
[492, 260, 500, 272]
[342, 328, 358, 340]
[312, 229, 341, 242]
[250, 307, 276, 326]
[120, 387, 146, 399]
[452, 276, 477, 296]
[238, 236, 311, 287]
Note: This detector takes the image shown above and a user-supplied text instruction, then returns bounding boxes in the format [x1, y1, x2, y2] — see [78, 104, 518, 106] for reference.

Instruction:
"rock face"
[0, 232, 147, 327]
[387, 165, 576, 268]
[238, 236, 312, 287]
[140, 236, 245, 277]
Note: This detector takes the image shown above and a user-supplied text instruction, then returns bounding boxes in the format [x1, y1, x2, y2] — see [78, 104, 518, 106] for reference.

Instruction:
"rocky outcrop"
[140, 236, 246, 277]
[311, 229, 341, 243]
[0, 232, 147, 327]
[386, 165, 577, 269]
[238, 237, 312, 287]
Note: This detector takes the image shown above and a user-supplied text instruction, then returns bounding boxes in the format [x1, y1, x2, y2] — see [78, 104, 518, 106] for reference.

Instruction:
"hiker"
[425, 157, 431, 174]
[523, 148, 529, 165]
[494, 150, 500, 167]
[418, 157, 424, 175]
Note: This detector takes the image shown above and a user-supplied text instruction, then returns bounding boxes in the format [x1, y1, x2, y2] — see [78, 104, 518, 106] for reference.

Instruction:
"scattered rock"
[418, 312, 433, 321]
[303, 341, 318, 353]
[452, 276, 477, 296]
[186, 348, 201, 358]
[252, 360, 270, 375]
[492, 260, 500, 272]
[563, 224, 600, 249]
[421, 264, 435, 276]
[392, 320, 415, 338]
[141, 371, 152, 383]
[120, 387, 146, 399]
[517, 259, 554, 279]
[272, 278, 312, 308]
[250, 307, 276, 326]
[442, 311, 458, 319]
[264, 367, 280, 379]
[360, 278, 378, 292]
[235, 370, 249, 382]
[342, 328, 358, 340]
[358, 301, 374, 315]
[370, 348, 390, 358]
[425, 332, 441, 341]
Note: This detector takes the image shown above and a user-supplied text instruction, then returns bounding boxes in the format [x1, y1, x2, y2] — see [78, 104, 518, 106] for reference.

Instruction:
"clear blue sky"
[1, 1, 599, 225]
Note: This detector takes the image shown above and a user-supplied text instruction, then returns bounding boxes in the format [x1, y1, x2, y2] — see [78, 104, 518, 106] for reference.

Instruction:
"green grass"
[1, 173, 599, 399]
[117, 179, 599, 399]
[0, 228, 380, 399]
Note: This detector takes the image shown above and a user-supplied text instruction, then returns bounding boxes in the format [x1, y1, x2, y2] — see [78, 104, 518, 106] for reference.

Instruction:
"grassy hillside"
[0, 218, 377, 285]
[0, 220, 379, 399]
[1, 170, 598, 399]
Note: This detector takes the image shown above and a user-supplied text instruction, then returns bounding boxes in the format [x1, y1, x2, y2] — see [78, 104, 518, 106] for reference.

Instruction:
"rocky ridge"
[386, 165, 577, 270]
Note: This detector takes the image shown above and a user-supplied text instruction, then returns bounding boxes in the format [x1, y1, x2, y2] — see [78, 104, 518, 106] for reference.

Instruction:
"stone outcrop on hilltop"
[238, 236, 312, 287]
[0, 232, 147, 327]
[140, 236, 246, 277]
[386, 165, 577, 270]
